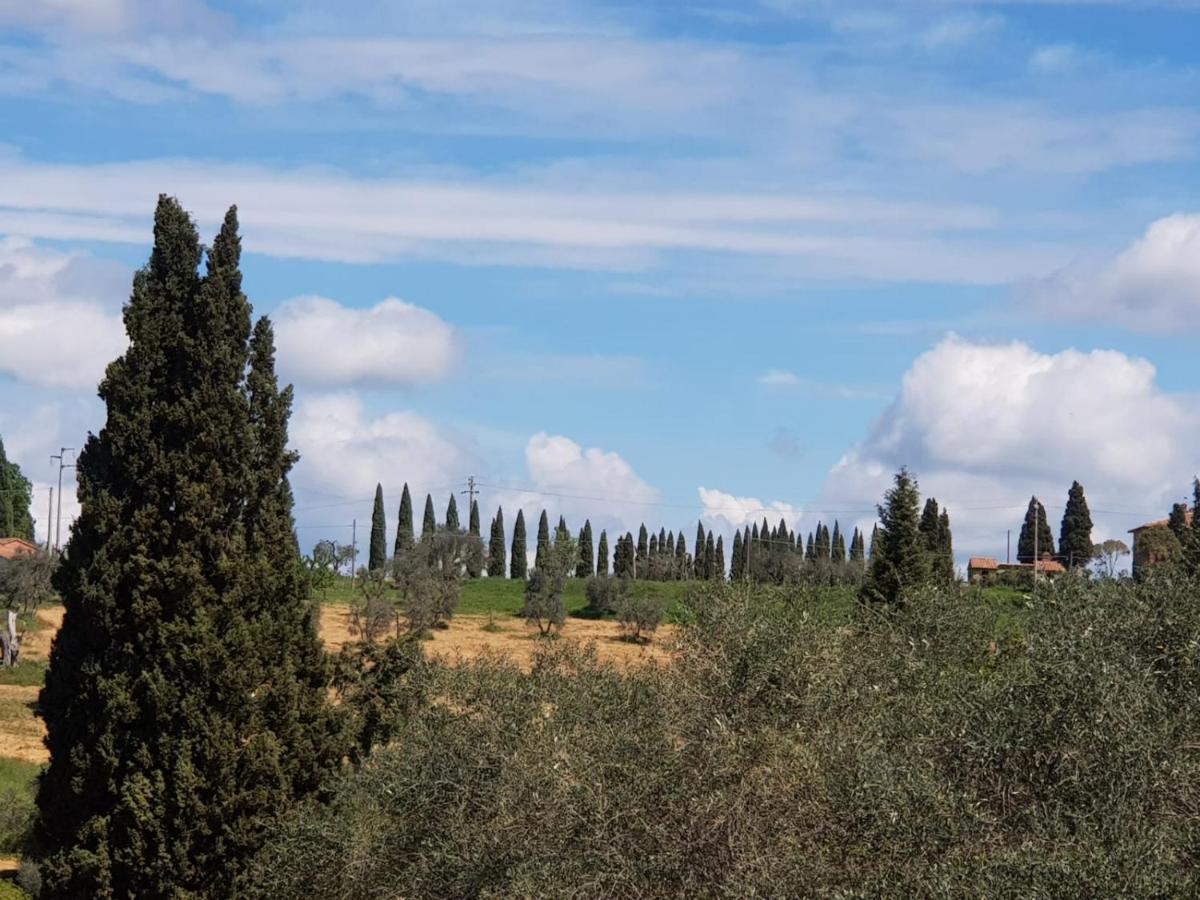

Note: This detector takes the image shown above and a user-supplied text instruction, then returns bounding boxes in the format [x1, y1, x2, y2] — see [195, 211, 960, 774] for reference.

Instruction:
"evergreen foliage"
[488, 508, 506, 578]
[510, 510, 528, 580]
[636, 524, 649, 576]
[445, 494, 460, 532]
[596, 530, 609, 577]
[368, 483, 387, 571]
[393, 483, 414, 567]
[730, 529, 744, 580]
[0, 437, 34, 541]
[35, 199, 342, 896]
[860, 467, 926, 606]
[1169, 502, 1191, 545]
[466, 500, 483, 578]
[831, 522, 845, 562]
[714, 535, 725, 579]
[576, 520, 594, 579]
[1017, 496, 1055, 564]
[535, 511, 550, 569]
[1058, 481, 1093, 569]
[422, 494, 436, 538]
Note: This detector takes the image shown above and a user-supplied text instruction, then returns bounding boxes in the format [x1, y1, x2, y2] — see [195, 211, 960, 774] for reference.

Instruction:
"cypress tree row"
[394, 482, 414, 567]
[1017, 496, 1054, 564]
[511, 510, 528, 580]
[466, 499, 482, 577]
[577, 520, 594, 578]
[36, 200, 342, 896]
[445, 494, 460, 532]
[488, 508, 506, 577]
[368, 483, 387, 571]
[831, 521, 845, 562]
[860, 467, 926, 606]
[557, 515, 569, 542]
[1058, 481, 1093, 569]
[422, 494, 436, 538]
[535, 510, 550, 569]
[0, 436, 34, 541]
[596, 530, 610, 576]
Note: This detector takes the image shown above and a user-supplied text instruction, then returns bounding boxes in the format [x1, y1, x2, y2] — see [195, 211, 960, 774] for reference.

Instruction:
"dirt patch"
[22, 607, 63, 663]
[318, 608, 675, 672]
[0, 697, 46, 765]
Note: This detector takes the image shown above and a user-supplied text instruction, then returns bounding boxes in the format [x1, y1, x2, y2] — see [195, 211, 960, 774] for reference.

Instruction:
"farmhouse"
[1129, 509, 1192, 576]
[0, 537, 39, 563]
[968, 554, 1065, 585]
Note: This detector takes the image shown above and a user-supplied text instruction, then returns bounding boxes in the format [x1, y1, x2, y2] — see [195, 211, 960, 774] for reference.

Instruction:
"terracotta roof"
[1130, 509, 1192, 535]
[1033, 558, 1065, 573]
[0, 538, 39, 560]
[968, 557, 999, 569]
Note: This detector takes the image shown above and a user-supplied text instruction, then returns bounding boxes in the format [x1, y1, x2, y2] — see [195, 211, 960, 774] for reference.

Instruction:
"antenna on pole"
[49, 448, 75, 554]
[461, 475, 478, 508]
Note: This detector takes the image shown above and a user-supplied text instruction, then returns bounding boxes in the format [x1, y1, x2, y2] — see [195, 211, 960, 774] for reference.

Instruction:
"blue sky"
[2, 0, 1200, 566]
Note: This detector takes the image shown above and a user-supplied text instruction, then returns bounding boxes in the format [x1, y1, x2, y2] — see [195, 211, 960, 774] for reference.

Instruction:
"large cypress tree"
[831, 521, 845, 562]
[1017, 496, 1054, 564]
[596, 530, 609, 576]
[704, 531, 715, 579]
[510, 509, 528, 580]
[714, 534, 725, 580]
[860, 467, 926, 606]
[730, 529, 744, 580]
[535, 510, 550, 569]
[422, 494, 436, 538]
[368, 483, 387, 571]
[576, 520, 594, 578]
[393, 483, 414, 566]
[465, 499, 482, 578]
[445, 494, 460, 532]
[636, 524, 649, 577]
[919, 498, 941, 554]
[1169, 502, 1191, 544]
[1057, 481, 1093, 569]
[488, 508, 506, 577]
[936, 509, 955, 582]
[35, 200, 342, 896]
[0, 436, 34, 541]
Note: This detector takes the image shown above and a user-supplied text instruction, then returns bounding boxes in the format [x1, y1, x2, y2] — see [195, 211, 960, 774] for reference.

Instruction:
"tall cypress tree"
[510, 509, 528, 580]
[919, 498, 941, 554]
[1017, 496, 1054, 564]
[445, 494, 460, 532]
[636, 524, 649, 576]
[535, 510, 550, 569]
[703, 531, 715, 579]
[36, 200, 341, 896]
[868, 524, 878, 560]
[488, 508, 506, 577]
[1169, 502, 1191, 544]
[936, 509, 955, 582]
[714, 534, 725, 580]
[557, 515, 569, 542]
[831, 521, 845, 562]
[577, 520, 594, 578]
[850, 527, 865, 562]
[466, 499, 482, 577]
[860, 467, 926, 606]
[675, 531, 687, 578]
[394, 483, 414, 566]
[422, 494, 436, 538]
[805, 532, 815, 560]
[648, 534, 659, 562]
[1057, 481, 1093, 569]
[368, 483, 387, 571]
[0, 436, 34, 541]
[730, 529, 744, 580]
[596, 530, 610, 576]
[694, 521, 706, 578]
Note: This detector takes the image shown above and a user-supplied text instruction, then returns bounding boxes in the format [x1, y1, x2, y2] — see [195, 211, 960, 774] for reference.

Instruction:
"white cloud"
[817, 335, 1200, 561]
[698, 486, 799, 532]
[0, 0, 229, 36]
[1031, 213, 1200, 330]
[0, 238, 127, 388]
[290, 392, 473, 509]
[757, 369, 801, 386]
[273, 296, 456, 387]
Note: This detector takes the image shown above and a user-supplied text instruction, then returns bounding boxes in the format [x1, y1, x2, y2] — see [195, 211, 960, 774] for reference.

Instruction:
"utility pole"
[1006, 529, 1010, 565]
[461, 475, 478, 509]
[350, 519, 357, 589]
[50, 448, 75, 554]
[46, 487, 54, 552]
[1032, 504, 1038, 599]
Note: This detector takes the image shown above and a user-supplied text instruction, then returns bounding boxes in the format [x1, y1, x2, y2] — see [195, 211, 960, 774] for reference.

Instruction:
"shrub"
[584, 574, 629, 616]
[615, 592, 666, 642]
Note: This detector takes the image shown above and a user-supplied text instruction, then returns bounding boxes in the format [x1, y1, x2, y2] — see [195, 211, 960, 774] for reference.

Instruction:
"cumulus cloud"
[490, 433, 661, 559]
[757, 369, 800, 386]
[1031, 214, 1200, 330]
[698, 487, 799, 532]
[817, 335, 1200, 562]
[0, 237, 127, 388]
[290, 392, 473, 508]
[273, 296, 456, 387]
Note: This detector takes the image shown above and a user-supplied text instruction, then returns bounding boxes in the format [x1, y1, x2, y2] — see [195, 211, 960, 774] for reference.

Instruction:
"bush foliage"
[243, 572, 1200, 897]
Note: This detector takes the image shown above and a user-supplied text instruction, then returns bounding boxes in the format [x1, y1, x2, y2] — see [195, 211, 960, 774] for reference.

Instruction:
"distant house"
[969, 554, 1064, 585]
[1129, 510, 1192, 576]
[0, 538, 39, 562]
[968, 557, 998, 584]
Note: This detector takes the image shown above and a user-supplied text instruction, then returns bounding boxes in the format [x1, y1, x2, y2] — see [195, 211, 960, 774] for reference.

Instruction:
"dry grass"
[318, 607, 676, 671]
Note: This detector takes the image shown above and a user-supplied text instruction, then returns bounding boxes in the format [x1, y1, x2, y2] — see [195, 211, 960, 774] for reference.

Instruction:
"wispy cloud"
[757, 370, 889, 400]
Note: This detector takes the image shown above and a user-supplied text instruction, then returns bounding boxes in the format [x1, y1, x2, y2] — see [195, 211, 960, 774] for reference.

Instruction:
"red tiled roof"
[0, 538, 39, 560]
[968, 557, 999, 569]
[1130, 509, 1192, 535]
